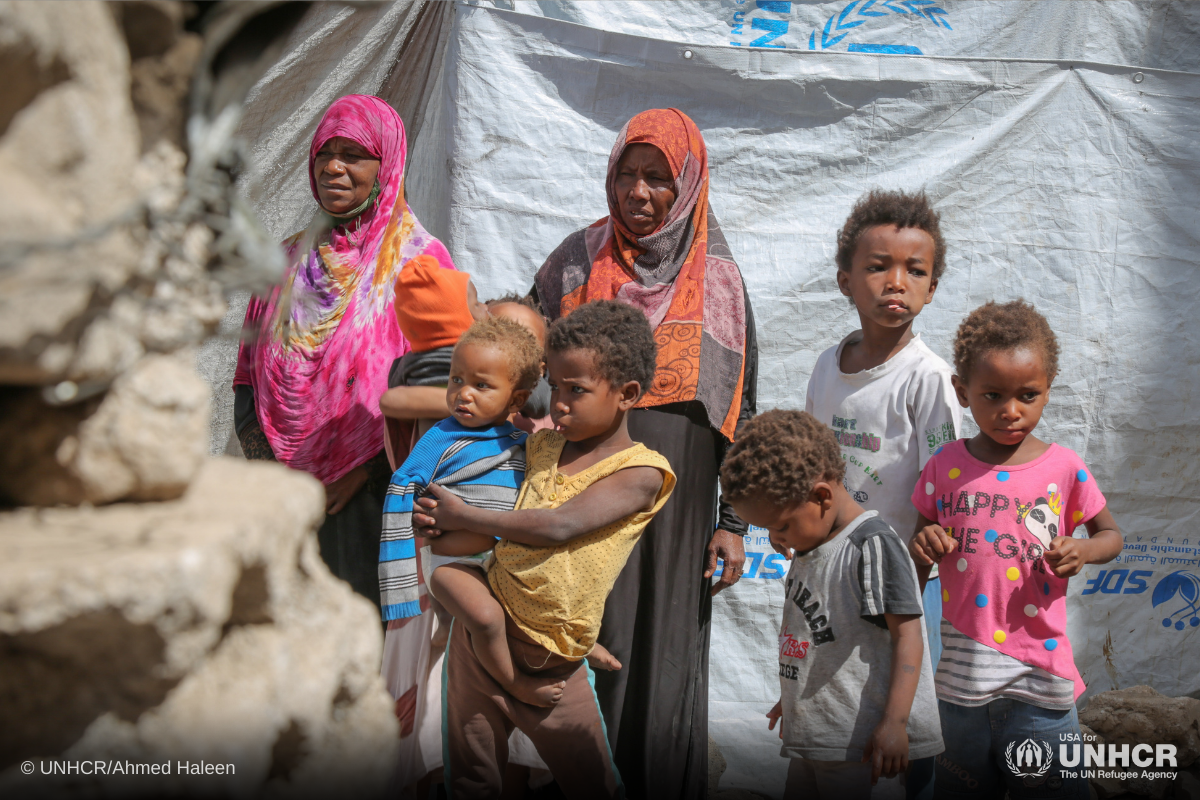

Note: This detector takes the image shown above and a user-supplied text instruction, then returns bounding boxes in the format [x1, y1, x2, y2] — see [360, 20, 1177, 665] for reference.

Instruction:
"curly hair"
[953, 299, 1060, 383]
[835, 189, 946, 281]
[547, 300, 657, 396]
[720, 410, 846, 508]
[455, 315, 543, 390]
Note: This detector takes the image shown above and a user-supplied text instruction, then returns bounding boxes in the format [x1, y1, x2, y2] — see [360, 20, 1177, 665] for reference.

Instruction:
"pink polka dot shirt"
[911, 439, 1107, 699]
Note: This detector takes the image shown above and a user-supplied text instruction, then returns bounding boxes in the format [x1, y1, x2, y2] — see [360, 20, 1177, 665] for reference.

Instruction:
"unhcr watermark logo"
[1006, 735, 1180, 783]
[1006, 739, 1053, 778]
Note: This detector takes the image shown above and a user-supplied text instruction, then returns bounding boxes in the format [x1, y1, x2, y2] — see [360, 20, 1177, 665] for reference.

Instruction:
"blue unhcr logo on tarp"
[728, 0, 953, 53]
[1151, 570, 1200, 631]
[809, 0, 950, 53]
[729, 1, 794, 48]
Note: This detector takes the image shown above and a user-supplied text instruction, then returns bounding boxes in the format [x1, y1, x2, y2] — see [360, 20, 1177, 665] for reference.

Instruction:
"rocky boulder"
[0, 459, 398, 797]
[1081, 685, 1200, 798]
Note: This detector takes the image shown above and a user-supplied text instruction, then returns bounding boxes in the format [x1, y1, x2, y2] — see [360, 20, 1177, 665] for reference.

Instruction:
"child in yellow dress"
[413, 300, 675, 800]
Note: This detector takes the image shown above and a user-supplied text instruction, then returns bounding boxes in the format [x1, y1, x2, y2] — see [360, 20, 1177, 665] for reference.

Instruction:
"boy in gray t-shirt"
[721, 410, 943, 799]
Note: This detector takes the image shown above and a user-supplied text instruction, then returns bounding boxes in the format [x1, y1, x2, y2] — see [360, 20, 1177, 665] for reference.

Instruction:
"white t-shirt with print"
[805, 332, 962, 548]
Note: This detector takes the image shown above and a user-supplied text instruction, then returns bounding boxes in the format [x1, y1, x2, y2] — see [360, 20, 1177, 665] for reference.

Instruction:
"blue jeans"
[934, 698, 1088, 800]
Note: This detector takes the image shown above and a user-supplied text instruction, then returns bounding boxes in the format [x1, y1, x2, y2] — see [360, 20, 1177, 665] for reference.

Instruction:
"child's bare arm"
[414, 467, 664, 546]
[863, 612, 922, 784]
[1044, 506, 1122, 578]
[379, 386, 448, 420]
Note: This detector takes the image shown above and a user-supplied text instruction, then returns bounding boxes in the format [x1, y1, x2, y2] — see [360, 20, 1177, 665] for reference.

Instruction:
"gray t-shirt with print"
[778, 511, 944, 762]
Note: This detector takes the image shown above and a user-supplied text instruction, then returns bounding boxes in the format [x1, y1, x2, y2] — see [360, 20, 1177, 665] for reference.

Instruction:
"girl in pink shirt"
[909, 300, 1121, 800]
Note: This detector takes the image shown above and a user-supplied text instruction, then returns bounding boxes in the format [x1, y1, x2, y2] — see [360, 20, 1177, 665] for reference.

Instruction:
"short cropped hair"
[720, 410, 846, 508]
[547, 300, 657, 397]
[953, 299, 1060, 383]
[486, 292, 542, 315]
[836, 189, 947, 281]
[455, 316, 543, 390]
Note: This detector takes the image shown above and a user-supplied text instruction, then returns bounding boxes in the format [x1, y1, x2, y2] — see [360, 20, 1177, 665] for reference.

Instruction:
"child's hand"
[1044, 536, 1089, 578]
[766, 700, 783, 740]
[862, 718, 909, 784]
[412, 494, 439, 536]
[412, 484, 469, 536]
[770, 540, 794, 560]
[909, 524, 955, 566]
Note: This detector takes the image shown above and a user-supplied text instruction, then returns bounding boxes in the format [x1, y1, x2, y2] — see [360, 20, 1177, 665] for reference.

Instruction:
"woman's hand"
[413, 484, 473, 535]
[705, 529, 746, 596]
[325, 465, 368, 515]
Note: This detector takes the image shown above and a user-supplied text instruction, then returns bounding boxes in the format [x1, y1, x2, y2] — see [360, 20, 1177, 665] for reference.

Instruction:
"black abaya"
[593, 298, 758, 800]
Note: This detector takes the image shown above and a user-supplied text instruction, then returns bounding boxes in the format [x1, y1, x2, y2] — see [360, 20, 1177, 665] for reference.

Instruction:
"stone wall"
[0, 2, 397, 795]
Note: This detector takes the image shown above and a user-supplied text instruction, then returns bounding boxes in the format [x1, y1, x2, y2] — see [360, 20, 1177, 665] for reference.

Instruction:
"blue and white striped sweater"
[379, 418, 527, 621]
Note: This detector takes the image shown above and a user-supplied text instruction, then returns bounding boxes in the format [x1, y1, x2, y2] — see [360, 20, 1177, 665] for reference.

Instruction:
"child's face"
[837, 225, 938, 330]
[466, 280, 490, 322]
[446, 342, 526, 428]
[953, 347, 1052, 447]
[546, 348, 638, 442]
[730, 484, 838, 555]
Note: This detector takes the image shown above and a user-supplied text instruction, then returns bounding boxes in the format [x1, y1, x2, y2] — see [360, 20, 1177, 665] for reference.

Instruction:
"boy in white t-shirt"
[804, 190, 962, 799]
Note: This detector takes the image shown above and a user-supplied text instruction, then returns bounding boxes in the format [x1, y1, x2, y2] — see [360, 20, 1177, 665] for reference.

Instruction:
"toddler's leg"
[430, 564, 566, 707]
[585, 642, 621, 671]
[430, 530, 497, 558]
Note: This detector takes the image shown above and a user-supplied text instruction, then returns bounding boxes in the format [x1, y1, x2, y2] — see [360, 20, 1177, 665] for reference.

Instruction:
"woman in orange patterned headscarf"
[533, 108, 758, 800]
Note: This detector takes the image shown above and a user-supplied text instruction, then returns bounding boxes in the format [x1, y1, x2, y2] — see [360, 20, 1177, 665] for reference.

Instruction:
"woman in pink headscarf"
[233, 95, 456, 606]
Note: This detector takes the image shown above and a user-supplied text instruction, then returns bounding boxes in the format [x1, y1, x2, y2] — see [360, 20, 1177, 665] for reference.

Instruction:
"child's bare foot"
[509, 674, 567, 707]
[586, 643, 622, 671]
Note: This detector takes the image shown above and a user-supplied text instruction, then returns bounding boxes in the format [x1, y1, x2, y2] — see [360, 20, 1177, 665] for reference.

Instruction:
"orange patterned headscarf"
[536, 108, 747, 440]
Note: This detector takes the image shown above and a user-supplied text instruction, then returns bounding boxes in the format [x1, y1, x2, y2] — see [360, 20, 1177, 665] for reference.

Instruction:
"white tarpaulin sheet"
[221, 2, 1200, 796]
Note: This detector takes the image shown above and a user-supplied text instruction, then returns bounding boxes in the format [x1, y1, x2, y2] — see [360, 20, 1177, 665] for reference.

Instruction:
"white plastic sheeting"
[221, 3, 1200, 795]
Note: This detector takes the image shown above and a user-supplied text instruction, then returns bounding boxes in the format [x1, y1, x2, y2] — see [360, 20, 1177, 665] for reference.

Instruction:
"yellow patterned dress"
[488, 430, 676, 660]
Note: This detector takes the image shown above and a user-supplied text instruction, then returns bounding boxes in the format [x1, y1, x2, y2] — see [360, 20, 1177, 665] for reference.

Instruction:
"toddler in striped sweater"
[379, 315, 559, 704]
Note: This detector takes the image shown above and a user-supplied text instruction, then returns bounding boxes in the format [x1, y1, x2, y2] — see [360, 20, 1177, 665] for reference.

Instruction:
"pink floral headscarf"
[234, 95, 457, 484]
